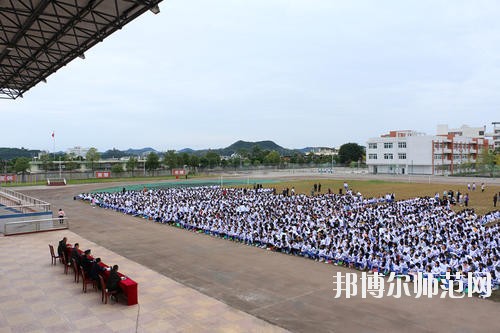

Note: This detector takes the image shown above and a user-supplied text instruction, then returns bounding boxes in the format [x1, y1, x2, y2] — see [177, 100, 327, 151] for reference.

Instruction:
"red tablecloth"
[66, 244, 138, 305]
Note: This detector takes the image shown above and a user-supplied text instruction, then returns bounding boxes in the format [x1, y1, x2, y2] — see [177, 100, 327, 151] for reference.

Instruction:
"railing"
[4, 217, 68, 235]
[0, 187, 51, 212]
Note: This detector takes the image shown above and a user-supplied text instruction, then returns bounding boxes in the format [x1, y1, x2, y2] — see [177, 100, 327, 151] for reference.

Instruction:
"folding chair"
[80, 266, 97, 293]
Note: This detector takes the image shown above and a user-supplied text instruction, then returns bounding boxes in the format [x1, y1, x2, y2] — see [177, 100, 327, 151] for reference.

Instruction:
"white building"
[487, 122, 500, 150]
[306, 147, 338, 156]
[66, 146, 89, 158]
[436, 124, 486, 138]
[366, 127, 490, 175]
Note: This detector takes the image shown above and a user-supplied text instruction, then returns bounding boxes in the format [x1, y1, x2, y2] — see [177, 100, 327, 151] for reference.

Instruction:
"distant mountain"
[123, 147, 159, 157]
[178, 148, 195, 154]
[192, 140, 298, 157]
[298, 147, 316, 154]
[221, 140, 295, 156]
[0, 142, 306, 161]
[101, 148, 128, 159]
[0, 147, 41, 160]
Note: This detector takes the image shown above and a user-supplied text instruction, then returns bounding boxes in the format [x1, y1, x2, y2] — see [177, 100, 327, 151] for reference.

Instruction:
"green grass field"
[254, 179, 499, 216]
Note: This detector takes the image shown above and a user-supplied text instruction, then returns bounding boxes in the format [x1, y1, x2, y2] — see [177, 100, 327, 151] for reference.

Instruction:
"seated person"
[106, 265, 121, 298]
[57, 237, 68, 264]
[80, 249, 93, 275]
[89, 258, 106, 288]
[71, 243, 80, 266]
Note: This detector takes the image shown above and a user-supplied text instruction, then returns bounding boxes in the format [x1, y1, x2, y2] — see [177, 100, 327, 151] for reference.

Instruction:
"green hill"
[0, 147, 40, 160]
[193, 140, 297, 157]
[221, 140, 295, 156]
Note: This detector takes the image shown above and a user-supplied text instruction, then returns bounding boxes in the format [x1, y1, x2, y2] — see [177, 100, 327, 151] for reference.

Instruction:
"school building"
[366, 125, 491, 175]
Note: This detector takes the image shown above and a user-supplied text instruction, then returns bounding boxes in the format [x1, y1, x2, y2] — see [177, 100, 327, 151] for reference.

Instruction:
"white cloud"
[1, 0, 500, 151]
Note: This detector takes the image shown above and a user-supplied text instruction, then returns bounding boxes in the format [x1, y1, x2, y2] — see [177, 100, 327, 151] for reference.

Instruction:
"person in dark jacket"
[81, 249, 93, 275]
[57, 237, 68, 263]
[90, 258, 106, 289]
[71, 243, 80, 266]
[106, 265, 121, 294]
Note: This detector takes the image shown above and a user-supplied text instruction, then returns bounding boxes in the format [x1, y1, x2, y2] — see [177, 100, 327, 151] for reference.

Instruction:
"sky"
[1, 0, 499, 152]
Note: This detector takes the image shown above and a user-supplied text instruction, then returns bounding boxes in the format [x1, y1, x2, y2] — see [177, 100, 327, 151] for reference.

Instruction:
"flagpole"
[52, 131, 55, 159]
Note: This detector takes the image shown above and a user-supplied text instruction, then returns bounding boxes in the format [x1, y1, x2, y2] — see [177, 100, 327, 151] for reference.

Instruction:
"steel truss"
[0, 0, 162, 99]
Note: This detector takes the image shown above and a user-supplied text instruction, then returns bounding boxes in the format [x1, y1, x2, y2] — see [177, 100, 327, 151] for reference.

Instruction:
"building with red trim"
[366, 125, 491, 175]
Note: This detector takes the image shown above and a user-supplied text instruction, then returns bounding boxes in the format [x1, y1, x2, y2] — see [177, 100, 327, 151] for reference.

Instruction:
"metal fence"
[2, 164, 370, 184]
[0, 187, 51, 212]
[4, 217, 68, 235]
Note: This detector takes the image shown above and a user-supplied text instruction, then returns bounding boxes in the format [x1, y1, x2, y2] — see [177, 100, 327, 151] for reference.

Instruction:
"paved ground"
[0, 230, 286, 333]
[17, 175, 500, 333]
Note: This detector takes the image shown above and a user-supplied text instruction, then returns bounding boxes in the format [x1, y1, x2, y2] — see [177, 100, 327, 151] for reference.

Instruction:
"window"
[384, 142, 393, 149]
[434, 142, 444, 149]
[434, 154, 442, 159]
[398, 142, 406, 149]
[398, 153, 406, 159]
[368, 153, 377, 160]
[384, 153, 393, 160]
[479, 131, 484, 135]
[368, 143, 377, 149]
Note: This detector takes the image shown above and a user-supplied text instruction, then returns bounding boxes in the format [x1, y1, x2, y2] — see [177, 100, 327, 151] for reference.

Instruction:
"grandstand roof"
[0, 0, 162, 99]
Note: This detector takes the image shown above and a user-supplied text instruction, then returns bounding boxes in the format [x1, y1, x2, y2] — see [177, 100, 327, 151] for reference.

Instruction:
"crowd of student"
[78, 185, 500, 290]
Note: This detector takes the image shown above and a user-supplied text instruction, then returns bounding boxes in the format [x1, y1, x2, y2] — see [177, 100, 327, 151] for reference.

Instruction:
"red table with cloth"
[66, 244, 138, 305]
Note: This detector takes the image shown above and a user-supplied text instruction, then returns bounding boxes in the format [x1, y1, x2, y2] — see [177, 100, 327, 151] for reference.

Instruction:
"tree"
[39, 153, 54, 172]
[290, 152, 305, 164]
[126, 156, 138, 175]
[145, 152, 160, 173]
[338, 143, 365, 165]
[111, 163, 124, 174]
[0, 159, 8, 174]
[264, 150, 281, 165]
[64, 159, 79, 171]
[188, 155, 200, 168]
[63, 153, 80, 171]
[199, 156, 209, 168]
[230, 156, 241, 168]
[478, 147, 496, 176]
[85, 147, 100, 171]
[205, 151, 221, 168]
[163, 150, 179, 169]
[179, 152, 190, 167]
[13, 157, 30, 182]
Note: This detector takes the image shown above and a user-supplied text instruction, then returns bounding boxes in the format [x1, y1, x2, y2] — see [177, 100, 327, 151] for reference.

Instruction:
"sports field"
[18, 174, 499, 333]
[260, 179, 499, 216]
